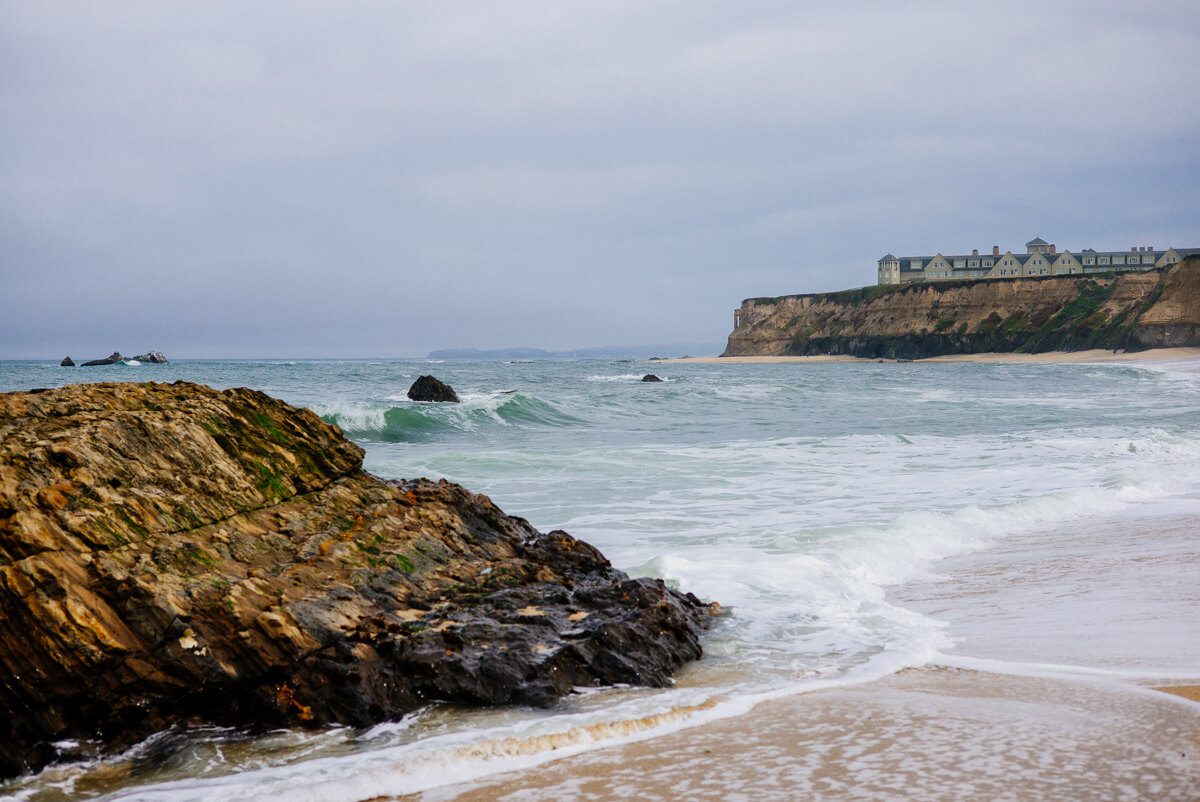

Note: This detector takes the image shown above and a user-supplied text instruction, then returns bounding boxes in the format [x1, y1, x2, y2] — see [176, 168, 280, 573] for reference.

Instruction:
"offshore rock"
[724, 256, 1200, 359]
[407, 375, 460, 403]
[0, 382, 710, 778]
[641, 374, 664, 382]
[129, 352, 168, 364]
[80, 352, 124, 367]
[59, 357, 75, 367]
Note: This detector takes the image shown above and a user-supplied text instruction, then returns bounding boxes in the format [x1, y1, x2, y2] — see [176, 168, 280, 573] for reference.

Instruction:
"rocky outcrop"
[80, 352, 124, 367]
[0, 382, 711, 778]
[407, 375, 460, 403]
[59, 357, 75, 367]
[129, 352, 168, 364]
[724, 257, 1200, 359]
[641, 374, 664, 383]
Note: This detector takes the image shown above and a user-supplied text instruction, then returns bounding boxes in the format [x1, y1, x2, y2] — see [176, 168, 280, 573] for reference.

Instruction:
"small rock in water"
[60, 357, 75, 367]
[80, 352, 124, 367]
[641, 374, 664, 383]
[129, 351, 168, 363]
[408, 374, 460, 402]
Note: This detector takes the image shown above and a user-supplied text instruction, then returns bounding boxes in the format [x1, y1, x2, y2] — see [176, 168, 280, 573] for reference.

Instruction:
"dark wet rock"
[59, 357, 75, 367]
[407, 374, 460, 403]
[641, 374, 664, 382]
[0, 381, 713, 778]
[80, 352, 124, 366]
[129, 352, 168, 364]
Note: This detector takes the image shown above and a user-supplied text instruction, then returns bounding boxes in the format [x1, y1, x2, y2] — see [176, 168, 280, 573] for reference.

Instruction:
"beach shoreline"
[665, 347, 1200, 365]
[401, 668, 1200, 802]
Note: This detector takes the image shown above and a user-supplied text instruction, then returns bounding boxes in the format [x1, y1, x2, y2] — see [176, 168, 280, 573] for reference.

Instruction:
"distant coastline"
[427, 342, 724, 360]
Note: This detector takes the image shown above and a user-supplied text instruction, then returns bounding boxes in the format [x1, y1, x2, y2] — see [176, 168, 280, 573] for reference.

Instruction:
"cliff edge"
[723, 257, 1200, 358]
[0, 382, 711, 778]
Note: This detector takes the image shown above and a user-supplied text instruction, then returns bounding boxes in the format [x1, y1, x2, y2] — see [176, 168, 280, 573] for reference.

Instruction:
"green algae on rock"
[0, 381, 712, 778]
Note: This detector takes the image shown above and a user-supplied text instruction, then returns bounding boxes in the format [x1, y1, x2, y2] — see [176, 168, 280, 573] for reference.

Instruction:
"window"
[983, 259, 993, 267]
[1084, 257, 1094, 265]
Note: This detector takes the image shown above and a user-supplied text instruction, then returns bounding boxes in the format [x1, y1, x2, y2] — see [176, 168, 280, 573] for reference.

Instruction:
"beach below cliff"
[667, 347, 1200, 365]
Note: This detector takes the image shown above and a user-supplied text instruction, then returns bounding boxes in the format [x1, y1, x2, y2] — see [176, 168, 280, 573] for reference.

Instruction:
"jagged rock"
[407, 375, 460, 403]
[641, 374, 664, 382]
[129, 352, 168, 364]
[59, 357, 74, 367]
[80, 352, 124, 367]
[0, 382, 712, 778]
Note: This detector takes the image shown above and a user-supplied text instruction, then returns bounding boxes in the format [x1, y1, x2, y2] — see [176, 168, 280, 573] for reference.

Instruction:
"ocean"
[2, 357, 1199, 800]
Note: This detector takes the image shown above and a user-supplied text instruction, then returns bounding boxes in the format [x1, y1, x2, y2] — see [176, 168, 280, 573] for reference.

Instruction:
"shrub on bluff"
[0, 382, 712, 778]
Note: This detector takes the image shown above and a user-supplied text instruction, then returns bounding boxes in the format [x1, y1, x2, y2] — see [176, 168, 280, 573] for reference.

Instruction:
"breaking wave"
[318, 393, 582, 442]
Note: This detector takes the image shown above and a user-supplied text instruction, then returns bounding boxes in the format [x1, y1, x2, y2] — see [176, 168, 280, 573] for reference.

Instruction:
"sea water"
[1, 357, 1198, 800]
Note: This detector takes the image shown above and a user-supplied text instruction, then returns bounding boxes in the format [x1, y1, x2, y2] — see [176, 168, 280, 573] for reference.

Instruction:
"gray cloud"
[3, 1, 1198, 357]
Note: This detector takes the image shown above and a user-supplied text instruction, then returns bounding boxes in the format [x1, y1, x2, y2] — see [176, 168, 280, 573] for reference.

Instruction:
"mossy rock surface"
[0, 382, 713, 778]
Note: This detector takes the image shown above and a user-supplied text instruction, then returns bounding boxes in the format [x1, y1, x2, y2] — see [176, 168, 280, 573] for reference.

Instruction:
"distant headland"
[724, 256, 1200, 360]
[427, 342, 723, 360]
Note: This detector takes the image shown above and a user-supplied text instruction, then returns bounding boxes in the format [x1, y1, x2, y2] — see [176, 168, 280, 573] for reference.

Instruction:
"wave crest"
[319, 393, 581, 442]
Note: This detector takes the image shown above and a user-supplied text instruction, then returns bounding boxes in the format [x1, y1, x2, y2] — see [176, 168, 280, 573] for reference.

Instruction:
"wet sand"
[1160, 686, 1200, 703]
[665, 347, 1200, 365]
[401, 669, 1200, 802]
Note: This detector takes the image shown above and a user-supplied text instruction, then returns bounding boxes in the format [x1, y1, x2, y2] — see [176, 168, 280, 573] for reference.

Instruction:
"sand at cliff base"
[665, 347, 1200, 365]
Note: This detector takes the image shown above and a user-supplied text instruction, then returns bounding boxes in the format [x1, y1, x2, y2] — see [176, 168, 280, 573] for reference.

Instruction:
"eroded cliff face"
[0, 382, 711, 778]
[723, 257, 1200, 358]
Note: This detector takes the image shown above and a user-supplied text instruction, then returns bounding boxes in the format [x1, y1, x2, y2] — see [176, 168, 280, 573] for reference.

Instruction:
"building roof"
[1026, 237, 1049, 246]
[879, 254, 897, 262]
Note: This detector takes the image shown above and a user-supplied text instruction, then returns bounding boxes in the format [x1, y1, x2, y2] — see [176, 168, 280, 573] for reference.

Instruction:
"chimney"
[972, 249, 979, 256]
[1131, 246, 1137, 253]
[1050, 244, 1056, 255]
[992, 245, 1000, 256]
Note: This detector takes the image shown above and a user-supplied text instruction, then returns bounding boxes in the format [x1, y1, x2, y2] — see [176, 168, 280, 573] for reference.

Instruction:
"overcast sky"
[3, 1, 1199, 358]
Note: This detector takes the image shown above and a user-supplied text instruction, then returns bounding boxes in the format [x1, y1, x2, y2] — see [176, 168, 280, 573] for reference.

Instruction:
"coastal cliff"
[723, 257, 1200, 358]
[0, 382, 710, 778]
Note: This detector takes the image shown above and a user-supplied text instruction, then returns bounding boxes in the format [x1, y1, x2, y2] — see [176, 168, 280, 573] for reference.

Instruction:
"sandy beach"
[665, 347, 1200, 365]
[402, 669, 1200, 802]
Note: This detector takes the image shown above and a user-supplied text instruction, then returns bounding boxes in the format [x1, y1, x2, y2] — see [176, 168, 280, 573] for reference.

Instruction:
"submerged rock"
[0, 382, 712, 778]
[641, 374, 664, 382]
[80, 352, 124, 367]
[59, 357, 75, 367]
[407, 374, 460, 403]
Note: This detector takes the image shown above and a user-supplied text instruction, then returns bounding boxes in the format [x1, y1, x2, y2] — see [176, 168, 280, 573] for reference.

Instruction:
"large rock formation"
[724, 257, 1200, 359]
[0, 382, 711, 778]
[129, 351, 168, 364]
[407, 375, 460, 403]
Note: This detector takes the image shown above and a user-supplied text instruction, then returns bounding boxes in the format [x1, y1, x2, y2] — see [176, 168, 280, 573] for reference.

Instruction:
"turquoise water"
[3, 357, 1200, 800]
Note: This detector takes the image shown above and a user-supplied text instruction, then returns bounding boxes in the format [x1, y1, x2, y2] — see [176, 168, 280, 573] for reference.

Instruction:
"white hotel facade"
[878, 238, 1200, 285]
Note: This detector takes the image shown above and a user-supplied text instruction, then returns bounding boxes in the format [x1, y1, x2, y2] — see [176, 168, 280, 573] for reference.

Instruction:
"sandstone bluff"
[724, 256, 1200, 359]
[0, 382, 711, 778]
